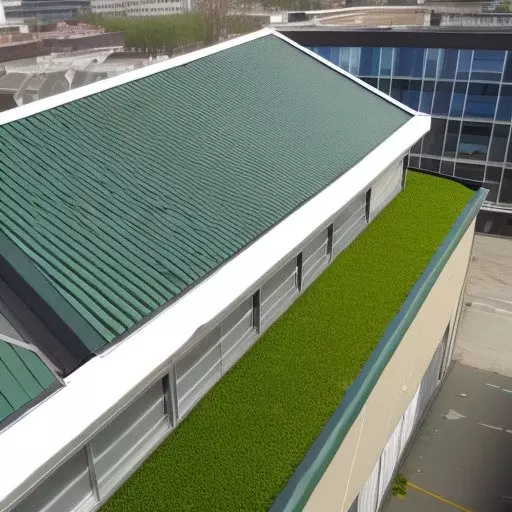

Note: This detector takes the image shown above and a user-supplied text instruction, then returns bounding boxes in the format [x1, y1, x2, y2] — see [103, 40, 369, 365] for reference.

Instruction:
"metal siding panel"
[358, 457, 380, 512]
[332, 193, 366, 232]
[90, 380, 164, 457]
[220, 311, 254, 361]
[221, 297, 253, 336]
[175, 326, 221, 378]
[377, 417, 403, 508]
[261, 259, 297, 303]
[177, 360, 222, 418]
[13, 449, 94, 512]
[177, 344, 222, 400]
[261, 285, 298, 331]
[221, 330, 258, 374]
[94, 402, 166, 491]
[370, 159, 403, 218]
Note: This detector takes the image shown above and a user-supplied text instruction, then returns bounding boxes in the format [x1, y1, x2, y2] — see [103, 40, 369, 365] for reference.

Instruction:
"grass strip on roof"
[102, 172, 474, 512]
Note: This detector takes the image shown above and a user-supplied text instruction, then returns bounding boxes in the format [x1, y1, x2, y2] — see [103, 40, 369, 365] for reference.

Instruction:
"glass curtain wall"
[311, 45, 512, 204]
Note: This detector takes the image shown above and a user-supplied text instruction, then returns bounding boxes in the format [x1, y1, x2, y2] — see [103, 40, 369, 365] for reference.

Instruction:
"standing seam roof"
[0, 34, 411, 350]
[0, 340, 56, 426]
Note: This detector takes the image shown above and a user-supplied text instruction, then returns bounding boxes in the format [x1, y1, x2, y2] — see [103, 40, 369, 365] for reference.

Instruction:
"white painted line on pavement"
[485, 383, 500, 389]
[479, 423, 503, 431]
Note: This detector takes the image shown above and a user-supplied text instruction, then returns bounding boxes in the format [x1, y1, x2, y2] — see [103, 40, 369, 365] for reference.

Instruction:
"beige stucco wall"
[304, 219, 475, 512]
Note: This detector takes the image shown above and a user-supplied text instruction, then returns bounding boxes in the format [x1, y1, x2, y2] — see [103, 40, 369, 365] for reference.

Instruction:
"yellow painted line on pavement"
[407, 481, 475, 512]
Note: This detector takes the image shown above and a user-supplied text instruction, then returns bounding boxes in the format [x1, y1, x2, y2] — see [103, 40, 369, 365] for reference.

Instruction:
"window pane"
[440, 160, 454, 176]
[340, 47, 350, 70]
[450, 82, 467, 117]
[486, 165, 503, 183]
[465, 83, 499, 119]
[407, 80, 422, 111]
[380, 47, 393, 76]
[329, 47, 341, 66]
[483, 181, 499, 202]
[439, 49, 458, 79]
[394, 47, 424, 77]
[425, 48, 439, 78]
[457, 50, 472, 80]
[454, 162, 485, 182]
[409, 155, 420, 168]
[444, 120, 460, 157]
[379, 78, 391, 95]
[392, 79, 421, 109]
[349, 47, 360, 75]
[496, 85, 512, 122]
[489, 125, 510, 162]
[316, 47, 331, 61]
[419, 80, 434, 114]
[471, 50, 505, 81]
[432, 82, 453, 115]
[504, 52, 512, 82]
[360, 47, 380, 76]
[499, 169, 512, 203]
[458, 122, 491, 160]
[421, 157, 440, 173]
[507, 136, 512, 164]
[411, 140, 422, 153]
[485, 166, 502, 202]
[422, 118, 446, 156]
[363, 77, 378, 88]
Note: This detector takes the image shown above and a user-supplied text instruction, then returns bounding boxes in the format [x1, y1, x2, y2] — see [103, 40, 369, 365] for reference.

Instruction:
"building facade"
[4, 0, 90, 21]
[281, 28, 512, 209]
[90, 0, 190, 17]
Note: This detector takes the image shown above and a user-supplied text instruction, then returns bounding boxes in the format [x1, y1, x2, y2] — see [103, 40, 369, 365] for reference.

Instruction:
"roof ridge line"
[270, 28, 420, 116]
[0, 28, 274, 128]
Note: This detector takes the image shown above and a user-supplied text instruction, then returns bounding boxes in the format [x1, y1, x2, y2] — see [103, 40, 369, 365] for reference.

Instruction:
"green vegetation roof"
[0, 34, 410, 354]
[101, 172, 475, 512]
[0, 339, 57, 426]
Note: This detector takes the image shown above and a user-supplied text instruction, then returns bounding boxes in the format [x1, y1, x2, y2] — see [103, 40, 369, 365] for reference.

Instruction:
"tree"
[197, 0, 233, 43]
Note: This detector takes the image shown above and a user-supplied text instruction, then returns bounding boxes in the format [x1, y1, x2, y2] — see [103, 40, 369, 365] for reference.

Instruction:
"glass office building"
[308, 44, 512, 206]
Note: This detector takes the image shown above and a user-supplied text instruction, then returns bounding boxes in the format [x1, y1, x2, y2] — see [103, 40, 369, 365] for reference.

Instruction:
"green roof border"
[269, 185, 488, 512]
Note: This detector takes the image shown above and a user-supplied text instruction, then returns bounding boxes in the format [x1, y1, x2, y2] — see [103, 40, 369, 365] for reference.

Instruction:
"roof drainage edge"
[270, 185, 488, 512]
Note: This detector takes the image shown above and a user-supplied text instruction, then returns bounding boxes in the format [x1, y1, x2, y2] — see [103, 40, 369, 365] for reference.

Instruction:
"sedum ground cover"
[102, 172, 474, 512]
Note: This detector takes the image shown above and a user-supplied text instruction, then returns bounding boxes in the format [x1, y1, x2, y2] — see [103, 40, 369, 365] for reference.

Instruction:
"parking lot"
[385, 362, 512, 512]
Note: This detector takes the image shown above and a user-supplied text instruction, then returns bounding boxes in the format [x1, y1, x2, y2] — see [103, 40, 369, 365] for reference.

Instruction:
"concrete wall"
[303, 219, 476, 512]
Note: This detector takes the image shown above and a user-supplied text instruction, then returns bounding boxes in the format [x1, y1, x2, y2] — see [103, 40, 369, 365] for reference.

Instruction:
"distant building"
[0, 49, 168, 111]
[3, 0, 90, 22]
[275, 12, 512, 234]
[90, 0, 191, 17]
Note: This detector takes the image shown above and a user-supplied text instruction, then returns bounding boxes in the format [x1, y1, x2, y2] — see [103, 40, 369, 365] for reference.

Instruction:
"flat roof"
[0, 29, 412, 376]
[101, 172, 475, 512]
[277, 26, 512, 50]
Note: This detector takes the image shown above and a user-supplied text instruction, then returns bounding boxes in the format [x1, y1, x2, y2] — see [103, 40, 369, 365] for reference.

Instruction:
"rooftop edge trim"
[269, 185, 488, 512]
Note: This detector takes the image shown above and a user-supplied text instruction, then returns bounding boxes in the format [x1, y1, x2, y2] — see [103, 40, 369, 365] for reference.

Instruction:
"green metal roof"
[0, 34, 411, 352]
[0, 340, 57, 426]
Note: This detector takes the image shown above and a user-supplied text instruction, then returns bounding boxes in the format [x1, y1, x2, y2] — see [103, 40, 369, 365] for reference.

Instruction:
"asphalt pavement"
[384, 362, 512, 512]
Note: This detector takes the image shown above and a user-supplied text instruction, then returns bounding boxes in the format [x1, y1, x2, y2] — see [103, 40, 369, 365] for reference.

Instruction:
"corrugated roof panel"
[0, 34, 411, 346]
[0, 341, 57, 426]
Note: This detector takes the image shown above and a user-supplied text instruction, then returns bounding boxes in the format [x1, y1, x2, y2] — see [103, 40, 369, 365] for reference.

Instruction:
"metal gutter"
[270, 185, 488, 512]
